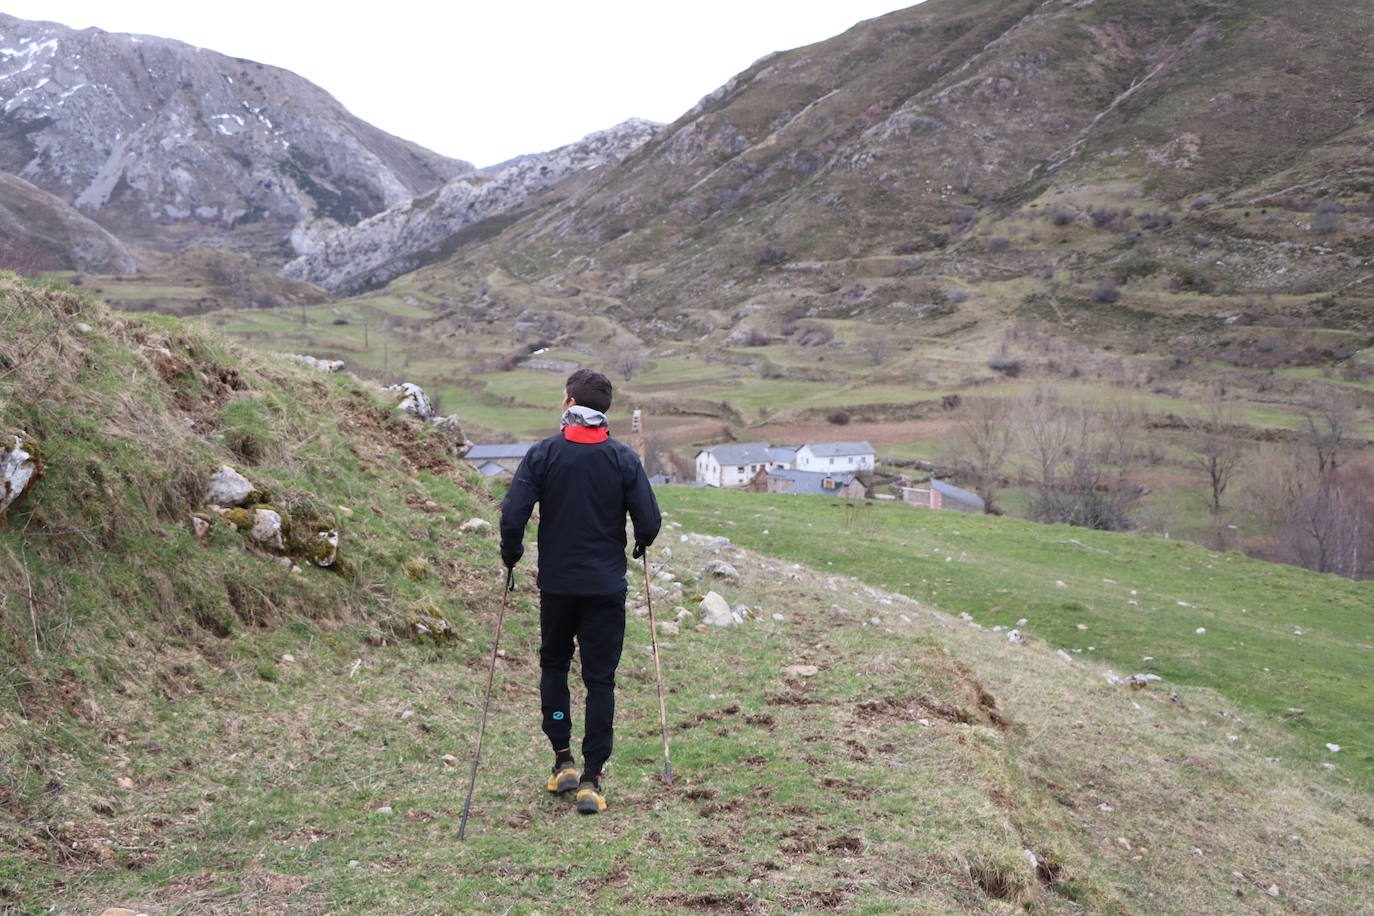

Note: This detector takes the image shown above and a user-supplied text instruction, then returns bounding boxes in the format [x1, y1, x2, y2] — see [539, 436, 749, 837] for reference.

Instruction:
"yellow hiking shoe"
[575, 778, 607, 815]
[547, 762, 580, 794]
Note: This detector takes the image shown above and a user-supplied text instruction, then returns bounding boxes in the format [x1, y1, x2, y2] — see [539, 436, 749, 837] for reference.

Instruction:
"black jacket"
[500, 429, 661, 595]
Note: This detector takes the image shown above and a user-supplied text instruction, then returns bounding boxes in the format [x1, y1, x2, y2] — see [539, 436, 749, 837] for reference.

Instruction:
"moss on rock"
[222, 507, 255, 532]
[407, 603, 453, 642]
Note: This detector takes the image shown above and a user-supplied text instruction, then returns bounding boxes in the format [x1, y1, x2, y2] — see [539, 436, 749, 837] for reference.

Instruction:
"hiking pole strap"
[643, 554, 673, 786]
[458, 570, 512, 840]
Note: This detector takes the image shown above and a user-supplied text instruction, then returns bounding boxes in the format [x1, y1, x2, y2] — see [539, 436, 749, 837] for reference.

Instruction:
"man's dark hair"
[565, 368, 613, 413]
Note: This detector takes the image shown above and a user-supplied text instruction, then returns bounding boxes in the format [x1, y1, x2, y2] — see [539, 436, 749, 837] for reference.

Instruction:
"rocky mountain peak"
[0, 13, 473, 256]
[281, 117, 663, 293]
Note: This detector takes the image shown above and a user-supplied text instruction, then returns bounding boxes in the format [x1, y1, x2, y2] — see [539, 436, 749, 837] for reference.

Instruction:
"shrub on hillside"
[756, 245, 789, 266]
[1091, 281, 1120, 304]
[1313, 201, 1342, 234]
[1049, 209, 1076, 226]
[988, 355, 1021, 377]
[793, 322, 834, 347]
[986, 237, 1011, 253]
[827, 409, 851, 426]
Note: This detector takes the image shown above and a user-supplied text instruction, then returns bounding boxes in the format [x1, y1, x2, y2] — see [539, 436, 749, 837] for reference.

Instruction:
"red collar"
[563, 425, 609, 443]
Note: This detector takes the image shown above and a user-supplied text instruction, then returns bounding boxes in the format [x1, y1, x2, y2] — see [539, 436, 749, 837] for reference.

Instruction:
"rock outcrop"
[387, 382, 433, 421]
[0, 14, 471, 254]
[281, 119, 661, 293]
[0, 431, 40, 516]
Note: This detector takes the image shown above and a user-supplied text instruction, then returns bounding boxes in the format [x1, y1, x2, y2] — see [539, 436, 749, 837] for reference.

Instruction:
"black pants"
[539, 590, 626, 778]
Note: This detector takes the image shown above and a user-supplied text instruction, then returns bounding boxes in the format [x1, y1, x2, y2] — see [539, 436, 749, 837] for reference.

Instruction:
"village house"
[794, 441, 876, 474]
[754, 468, 864, 497]
[464, 443, 535, 477]
[695, 442, 791, 487]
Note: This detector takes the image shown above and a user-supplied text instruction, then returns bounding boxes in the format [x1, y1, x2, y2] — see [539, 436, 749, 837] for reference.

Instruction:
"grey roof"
[475, 461, 509, 477]
[699, 442, 774, 466]
[466, 443, 536, 460]
[801, 440, 875, 457]
[931, 477, 984, 509]
[767, 469, 855, 496]
[768, 446, 798, 464]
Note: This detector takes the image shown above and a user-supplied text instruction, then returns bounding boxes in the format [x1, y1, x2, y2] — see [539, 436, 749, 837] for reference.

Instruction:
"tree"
[1015, 388, 1143, 530]
[1277, 466, 1374, 578]
[1184, 394, 1246, 542]
[1014, 387, 1074, 495]
[1300, 401, 1353, 476]
[858, 326, 890, 366]
[945, 397, 1013, 514]
[606, 346, 645, 381]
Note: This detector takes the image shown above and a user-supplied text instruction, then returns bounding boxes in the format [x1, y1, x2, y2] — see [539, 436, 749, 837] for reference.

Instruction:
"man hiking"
[500, 369, 661, 814]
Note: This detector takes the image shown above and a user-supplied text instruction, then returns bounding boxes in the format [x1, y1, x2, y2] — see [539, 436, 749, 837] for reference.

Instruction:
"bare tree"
[1277, 466, 1374, 578]
[1184, 394, 1246, 541]
[858, 326, 890, 366]
[1015, 388, 1144, 530]
[1014, 386, 1074, 494]
[1300, 401, 1354, 476]
[944, 397, 1014, 513]
[1236, 442, 1308, 534]
[606, 346, 645, 381]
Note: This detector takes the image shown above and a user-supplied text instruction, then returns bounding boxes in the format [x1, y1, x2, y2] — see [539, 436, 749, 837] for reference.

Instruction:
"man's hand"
[502, 546, 523, 569]
[632, 542, 646, 559]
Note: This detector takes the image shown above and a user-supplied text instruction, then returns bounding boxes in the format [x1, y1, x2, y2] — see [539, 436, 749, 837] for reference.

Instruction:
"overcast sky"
[4, 1, 914, 167]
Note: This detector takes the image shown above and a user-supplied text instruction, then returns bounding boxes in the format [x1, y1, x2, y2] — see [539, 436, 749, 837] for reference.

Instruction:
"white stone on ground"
[698, 591, 734, 627]
[250, 508, 285, 551]
[206, 464, 254, 506]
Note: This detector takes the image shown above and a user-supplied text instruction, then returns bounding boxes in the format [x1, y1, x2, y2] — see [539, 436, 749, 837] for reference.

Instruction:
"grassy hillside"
[654, 487, 1374, 793]
[2, 275, 1373, 913]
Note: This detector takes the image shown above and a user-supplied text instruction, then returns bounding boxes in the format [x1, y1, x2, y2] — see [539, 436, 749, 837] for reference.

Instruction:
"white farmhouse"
[795, 441, 875, 474]
[695, 442, 780, 487]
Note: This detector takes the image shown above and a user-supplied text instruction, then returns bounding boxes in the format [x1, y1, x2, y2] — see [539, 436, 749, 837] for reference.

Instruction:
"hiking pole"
[642, 553, 673, 785]
[458, 566, 515, 841]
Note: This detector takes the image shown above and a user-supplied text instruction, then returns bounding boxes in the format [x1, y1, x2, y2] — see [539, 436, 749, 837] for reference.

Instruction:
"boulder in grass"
[305, 530, 339, 567]
[698, 591, 734, 627]
[387, 382, 434, 420]
[459, 518, 491, 533]
[432, 414, 472, 456]
[207, 465, 254, 506]
[705, 559, 739, 580]
[250, 508, 286, 552]
[1, 431, 40, 517]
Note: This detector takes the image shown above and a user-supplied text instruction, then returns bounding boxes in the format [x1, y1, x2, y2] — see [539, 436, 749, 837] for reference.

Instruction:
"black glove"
[502, 545, 523, 569]
[632, 542, 646, 559]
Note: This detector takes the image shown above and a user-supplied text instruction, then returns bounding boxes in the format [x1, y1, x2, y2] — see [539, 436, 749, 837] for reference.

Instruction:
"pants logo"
[552, 711, 565, 720]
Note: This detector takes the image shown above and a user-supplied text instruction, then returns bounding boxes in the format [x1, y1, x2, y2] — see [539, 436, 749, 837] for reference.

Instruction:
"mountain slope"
[0, 14, 472, 256]
[0, 170, 136, 273]
[282, 119, 662, 294]
[398, 0, 1372, 349]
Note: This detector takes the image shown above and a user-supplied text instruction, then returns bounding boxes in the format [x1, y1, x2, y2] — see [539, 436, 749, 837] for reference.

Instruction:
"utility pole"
[631, 409, 646, 466]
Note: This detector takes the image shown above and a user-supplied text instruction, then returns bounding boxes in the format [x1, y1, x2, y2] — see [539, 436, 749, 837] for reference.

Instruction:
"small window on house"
[829, 457, 835, 466]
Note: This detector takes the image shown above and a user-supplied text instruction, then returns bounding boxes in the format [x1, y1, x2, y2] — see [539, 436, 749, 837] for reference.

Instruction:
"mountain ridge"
[392, 0, 1372, 353]
[0, 13, 473, 257]
[281, 118, 663, 294]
